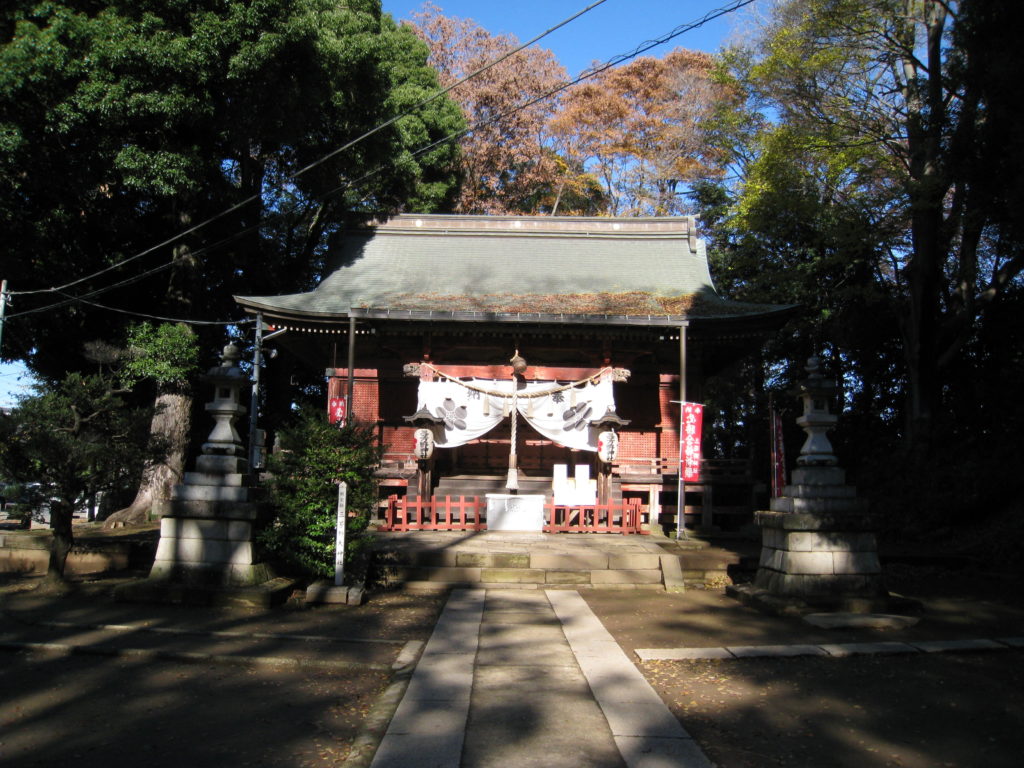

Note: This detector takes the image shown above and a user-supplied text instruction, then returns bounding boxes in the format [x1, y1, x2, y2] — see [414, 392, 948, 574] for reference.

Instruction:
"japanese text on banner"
[680, 402, 703, 482]
[328, 396, 347, 426]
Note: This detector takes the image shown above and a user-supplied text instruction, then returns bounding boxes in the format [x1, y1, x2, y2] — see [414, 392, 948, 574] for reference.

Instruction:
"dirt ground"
[583, 565, 1024, 768]
[0, 578, 445, 768]
[3, 563, 1024, 768]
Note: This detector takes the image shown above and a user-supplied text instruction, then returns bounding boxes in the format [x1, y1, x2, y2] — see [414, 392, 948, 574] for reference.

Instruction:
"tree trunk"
[46, 500, 75, 581]
[103, 390, 192, 528]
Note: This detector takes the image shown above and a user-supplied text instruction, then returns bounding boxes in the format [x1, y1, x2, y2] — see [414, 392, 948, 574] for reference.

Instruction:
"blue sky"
[382, 0, 756, 75]
[0, 1, 758, 407]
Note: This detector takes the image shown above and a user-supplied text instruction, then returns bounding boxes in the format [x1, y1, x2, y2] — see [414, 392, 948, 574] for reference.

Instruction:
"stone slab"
[480, 567, 546, 584]
[803, 613, 919, 629]
[608, 553, 662, 570]
[170, 485, 255, 503]
[385, 696, 472, 735]
[457, 552, 530, 568]
[790, 466, 846, 485]
[726, 644, 828, 658]
[159, 517, 254, 542]
[480, 610, 560, 625]
[531, 552, 609, 570]
[153, 537, 254, 566]
[155, 499, 267, 521]
[832, 550, 882, 574]
[385, 566, 482, 584]
[772, 530, 878, 553]
[755, 510, 878, 531]
[590, 568, 662, 584]
[182, 471, 252, 487]
[909, 639, 1006, 653]
[304, 581, 364, 605]
[368, 732, 466, 768]
[819, 642, 919, 657]
[474, 638, 576, 667]
[566, 639, 626, 660]
[545, 570, 592, 584]
[614, 735, 714, 768]
[777, 550, 834, 575]
[601, 695, 691, 738]
[635, 647, 734, 661]
[783, 483, 857, 498]
[195, 454, 248, 474]
[658, 554, 685, 592]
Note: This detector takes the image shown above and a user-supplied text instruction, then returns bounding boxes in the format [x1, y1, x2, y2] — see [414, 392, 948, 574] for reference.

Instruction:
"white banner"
[416, 377, 615, 451]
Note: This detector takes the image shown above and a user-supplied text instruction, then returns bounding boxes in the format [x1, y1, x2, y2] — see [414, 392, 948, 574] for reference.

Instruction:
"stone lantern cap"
[790, 356, 837, 401]
[204, 343, 248, 384]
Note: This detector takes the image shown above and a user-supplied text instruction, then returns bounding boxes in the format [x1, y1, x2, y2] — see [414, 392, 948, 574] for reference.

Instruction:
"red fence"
[382, 495, 486, 532]
[381, 496, 647, 535]
[545, 498, 646, 534]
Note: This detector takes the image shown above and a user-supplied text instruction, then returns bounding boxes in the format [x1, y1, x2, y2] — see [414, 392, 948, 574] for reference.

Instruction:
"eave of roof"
[234, 214, 797, 330]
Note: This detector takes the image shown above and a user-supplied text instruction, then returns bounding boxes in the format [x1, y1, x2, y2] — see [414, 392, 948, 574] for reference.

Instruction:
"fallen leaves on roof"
[352, 291, 784, 318]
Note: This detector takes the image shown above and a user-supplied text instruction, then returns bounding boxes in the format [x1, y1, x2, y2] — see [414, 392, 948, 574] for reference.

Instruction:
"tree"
[1, 1, 464, 520]
[0, 374, 156, 579]
[259, 408, 381, 579]
[102, 322, 200, 527]
[550, 49, 731, 216]
[409, 2, 568, 214]
[715, 0, 1024, 455]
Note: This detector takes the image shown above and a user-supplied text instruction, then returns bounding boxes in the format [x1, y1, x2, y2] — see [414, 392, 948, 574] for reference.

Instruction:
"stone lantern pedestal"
[117, 345, 291, 607]
[729, 357, 911, 614]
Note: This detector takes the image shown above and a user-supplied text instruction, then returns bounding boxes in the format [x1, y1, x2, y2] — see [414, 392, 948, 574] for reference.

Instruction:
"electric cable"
[6, 0, 756, 321]
[8, 0, 612, 299]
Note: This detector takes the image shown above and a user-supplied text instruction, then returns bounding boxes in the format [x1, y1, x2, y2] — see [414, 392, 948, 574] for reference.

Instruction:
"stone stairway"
[368, 531, 747, 591]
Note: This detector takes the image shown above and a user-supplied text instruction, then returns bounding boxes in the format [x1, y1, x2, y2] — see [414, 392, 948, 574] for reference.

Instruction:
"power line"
[316, 1, 760, 207]
[9, 0, 612, 300]
[63, 296, 253, 326]
[6, 0, 756, 322]
[7, 227, 255, 320]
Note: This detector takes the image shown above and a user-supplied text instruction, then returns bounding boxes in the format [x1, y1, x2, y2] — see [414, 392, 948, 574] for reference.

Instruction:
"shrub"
[259, 407, 381, 580]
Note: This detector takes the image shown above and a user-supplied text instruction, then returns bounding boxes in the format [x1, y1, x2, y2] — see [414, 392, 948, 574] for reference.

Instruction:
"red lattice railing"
[382, 495, 486, 532]
[381, 495, 647, 535]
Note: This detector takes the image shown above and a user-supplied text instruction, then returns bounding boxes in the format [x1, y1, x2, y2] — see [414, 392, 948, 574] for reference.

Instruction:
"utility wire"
[9, 0, 611, 299]
[7, 0, 755, 323]
[315, 1, 759, 208]
[65, 296, 253, 326]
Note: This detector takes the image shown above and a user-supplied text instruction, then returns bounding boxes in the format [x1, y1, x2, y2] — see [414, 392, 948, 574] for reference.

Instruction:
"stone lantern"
[793, 356, 838, 467]
[118, 343, 288, 605]
[731, 356, 891, 612]
[201, 343, 248, 458]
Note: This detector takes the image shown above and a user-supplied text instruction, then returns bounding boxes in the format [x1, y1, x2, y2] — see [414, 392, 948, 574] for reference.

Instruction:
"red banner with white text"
[679, 402, 704, 483]
[328, 396, 347, 426]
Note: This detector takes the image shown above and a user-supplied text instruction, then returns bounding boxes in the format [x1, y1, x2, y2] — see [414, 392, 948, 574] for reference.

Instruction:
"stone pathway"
[368, 588, 712, 768]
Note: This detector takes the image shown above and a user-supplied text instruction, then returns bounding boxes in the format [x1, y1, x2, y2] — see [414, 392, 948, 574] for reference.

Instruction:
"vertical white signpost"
[334, 481, 348, 588]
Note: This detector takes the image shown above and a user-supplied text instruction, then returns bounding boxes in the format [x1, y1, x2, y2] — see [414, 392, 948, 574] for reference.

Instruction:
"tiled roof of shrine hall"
[235, 214, 796, 328]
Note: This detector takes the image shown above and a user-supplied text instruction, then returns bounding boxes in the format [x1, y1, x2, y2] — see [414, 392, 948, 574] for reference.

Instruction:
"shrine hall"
[235, 214, 795, 534]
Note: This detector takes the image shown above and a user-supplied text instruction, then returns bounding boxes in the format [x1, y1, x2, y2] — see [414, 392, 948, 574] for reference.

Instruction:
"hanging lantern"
[597, 431, 619, 463]
[413, 428, 434, 460]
